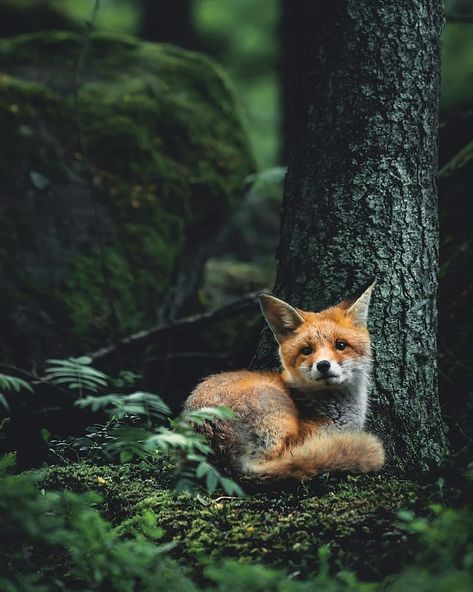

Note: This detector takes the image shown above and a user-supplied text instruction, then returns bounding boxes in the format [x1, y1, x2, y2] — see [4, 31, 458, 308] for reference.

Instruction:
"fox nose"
[317, 360, 331, 374]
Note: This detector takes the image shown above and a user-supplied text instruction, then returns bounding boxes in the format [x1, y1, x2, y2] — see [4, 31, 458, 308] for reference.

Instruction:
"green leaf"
[120, 449, 134, 463]
[30, 170, 50, 190]
[44, 357, 109, 393]
[0, 373, 33, 393]
[183, 405, 235, 424]
[174, 478, 194, 495]
[74, 356, 93, 365]
[154, 432, 189, 448]
[220, 477, 245, 497]
[196, 462, 211, 479]
[206, 470, 218, 494]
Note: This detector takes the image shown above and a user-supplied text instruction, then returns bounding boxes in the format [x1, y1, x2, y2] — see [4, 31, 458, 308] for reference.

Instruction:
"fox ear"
[259, 294, 304, 342]
[343, 279, 376, 327]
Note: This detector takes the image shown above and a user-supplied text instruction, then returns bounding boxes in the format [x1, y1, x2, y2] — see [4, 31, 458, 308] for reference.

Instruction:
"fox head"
[259, 281, 375, 390]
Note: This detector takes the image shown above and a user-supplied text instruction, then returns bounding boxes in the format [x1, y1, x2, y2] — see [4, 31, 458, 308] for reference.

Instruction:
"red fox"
[184, 281, 385, 480]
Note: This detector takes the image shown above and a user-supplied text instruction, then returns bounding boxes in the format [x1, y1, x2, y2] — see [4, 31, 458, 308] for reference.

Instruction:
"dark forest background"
[1, 0, 471, 463]
[0, 1, 473, 591]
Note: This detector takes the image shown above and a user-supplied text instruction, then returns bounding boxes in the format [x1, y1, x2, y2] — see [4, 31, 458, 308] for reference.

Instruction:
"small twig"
[88, 291, 261, 362]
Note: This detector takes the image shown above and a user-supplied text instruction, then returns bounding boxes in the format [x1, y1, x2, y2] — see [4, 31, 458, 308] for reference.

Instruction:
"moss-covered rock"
[0, 31, 254, 363]
[40, 461, 422, 580]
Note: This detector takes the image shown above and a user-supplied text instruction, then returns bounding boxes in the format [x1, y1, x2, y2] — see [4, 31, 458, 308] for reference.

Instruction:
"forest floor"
[38, 460, 436, 582]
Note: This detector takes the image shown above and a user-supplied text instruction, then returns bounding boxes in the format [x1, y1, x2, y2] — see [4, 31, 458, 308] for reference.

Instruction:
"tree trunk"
[253, 0, 447, 474]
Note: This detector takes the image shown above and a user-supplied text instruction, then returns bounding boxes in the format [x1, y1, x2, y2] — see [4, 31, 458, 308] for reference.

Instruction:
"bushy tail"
[246, 431, 385, 480]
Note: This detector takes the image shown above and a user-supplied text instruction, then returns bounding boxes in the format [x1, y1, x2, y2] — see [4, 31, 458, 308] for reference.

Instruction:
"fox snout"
[316, 360, 331, 373]
[314, 359, 340, 380]
[302, 357, 344, 385]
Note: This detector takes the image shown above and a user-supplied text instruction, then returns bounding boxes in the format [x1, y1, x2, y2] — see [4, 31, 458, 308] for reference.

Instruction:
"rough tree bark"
[253, 0, 447, 473]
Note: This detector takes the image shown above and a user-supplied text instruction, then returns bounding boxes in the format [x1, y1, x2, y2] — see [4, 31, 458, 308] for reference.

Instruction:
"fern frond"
[76, 392, 170, 421]
[0, 373, 33, 393]
[182, 406, 235, 425]
[44, 357, 109, 393]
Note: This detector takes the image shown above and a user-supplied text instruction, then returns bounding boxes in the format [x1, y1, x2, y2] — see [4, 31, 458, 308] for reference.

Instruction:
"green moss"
[40, 462, 422, 580]
[139, 475, 421, 579]
[59, 248, 140, 348]
[39, 460, 174, 523]
[0, 31, 255, 356]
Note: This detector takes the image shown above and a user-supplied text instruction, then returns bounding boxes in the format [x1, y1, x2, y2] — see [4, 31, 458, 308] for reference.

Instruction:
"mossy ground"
[39, 461, 424, 581]
[0, 31, 254, 359]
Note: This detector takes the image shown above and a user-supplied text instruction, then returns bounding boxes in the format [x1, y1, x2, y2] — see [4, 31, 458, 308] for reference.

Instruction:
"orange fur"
[246, 432, 385, 480]
[184, 284, 385, 480]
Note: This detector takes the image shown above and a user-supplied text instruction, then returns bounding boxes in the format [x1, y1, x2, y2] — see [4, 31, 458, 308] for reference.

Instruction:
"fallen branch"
[88, 291, 261, 362]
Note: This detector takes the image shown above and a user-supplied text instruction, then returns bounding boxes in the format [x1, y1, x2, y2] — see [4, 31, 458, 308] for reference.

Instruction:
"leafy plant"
[0, 372, 33, 393]
[167, 406, 244, 496]
[0, 357, 244, 497]
[0, 455, 196, 592]
[0, 371, 33, 411]
[397, 503, 473, 574]
[76, 394, 245, 496]
[205, 548, 377, 592]
[44, 356, 109, 395]
[76, 391, 170, 423]
[110, 370, 142, 389]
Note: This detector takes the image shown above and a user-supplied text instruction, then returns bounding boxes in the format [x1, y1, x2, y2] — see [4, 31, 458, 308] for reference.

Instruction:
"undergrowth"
[1, 455, 472, 591]
[1, 359, 472, 591]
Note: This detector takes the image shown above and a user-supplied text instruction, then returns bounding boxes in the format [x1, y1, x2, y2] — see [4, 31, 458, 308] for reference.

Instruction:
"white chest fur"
[292, 374, 370, 431]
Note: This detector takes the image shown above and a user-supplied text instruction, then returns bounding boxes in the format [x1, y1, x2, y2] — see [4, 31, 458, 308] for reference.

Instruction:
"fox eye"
[301, 346, 313, 356]
[335, 341, 348, 351]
